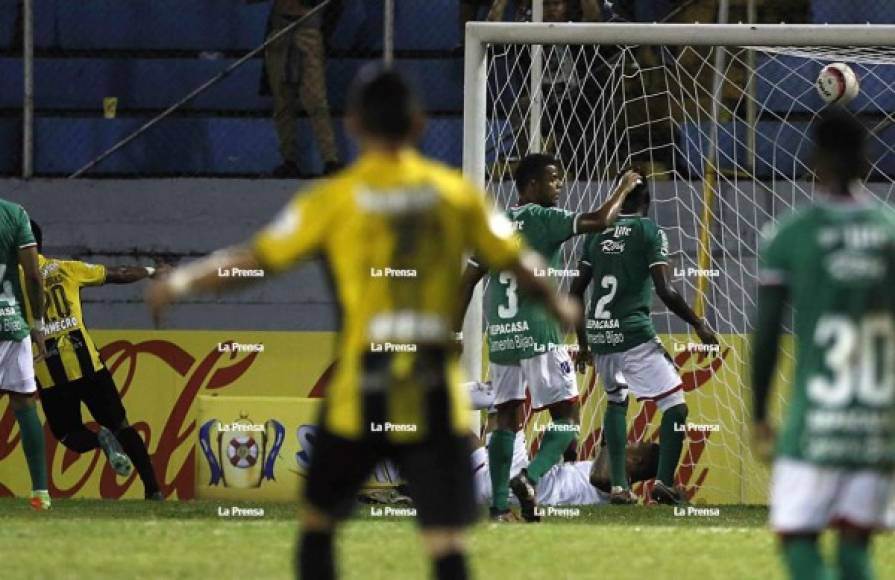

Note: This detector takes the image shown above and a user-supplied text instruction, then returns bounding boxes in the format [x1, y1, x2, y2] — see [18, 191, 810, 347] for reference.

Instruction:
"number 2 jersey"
[759, 197, 895, 468]
[477, 203, 580, 365]
[579, 214, 669, 354]
[25, 255, 107, 388]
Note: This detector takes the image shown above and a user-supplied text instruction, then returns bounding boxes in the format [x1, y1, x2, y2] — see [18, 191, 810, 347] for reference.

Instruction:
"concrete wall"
[4, 178, 888, 334]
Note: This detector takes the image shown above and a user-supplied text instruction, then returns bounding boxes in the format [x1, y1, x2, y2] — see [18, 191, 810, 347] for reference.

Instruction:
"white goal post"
[461, 22, 895, 504]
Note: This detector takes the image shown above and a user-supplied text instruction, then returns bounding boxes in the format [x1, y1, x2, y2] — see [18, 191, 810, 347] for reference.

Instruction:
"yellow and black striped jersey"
[24, 255, 107, 388]
[252, 148, 522, 440]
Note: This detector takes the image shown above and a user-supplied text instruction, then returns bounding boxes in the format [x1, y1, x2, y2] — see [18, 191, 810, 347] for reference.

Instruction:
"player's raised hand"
[752, 421, 775, 464]
[694, 318, 719, 347]
[618, 169, 644, 193]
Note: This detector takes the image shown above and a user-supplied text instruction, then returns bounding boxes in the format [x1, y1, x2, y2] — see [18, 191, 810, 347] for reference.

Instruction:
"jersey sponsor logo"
[367, 312, 449, 342]
[587, 330, 624, 347]
[0, 306, 15, 316]
[490, 334, 536, 353]
[611, 225, 632, 237]
[586, 318, 619, 330]
[824, 250, 886, 282]
[356, 186, 438, 214]
[600, 239, 625, 255]
[488, 320, 530, 335]
[818, 225, 891, 250]
[44, 316, 79, 335]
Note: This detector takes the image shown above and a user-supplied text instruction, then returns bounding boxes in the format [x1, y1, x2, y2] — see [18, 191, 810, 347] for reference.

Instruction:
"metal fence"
[4, 0, 895, 178]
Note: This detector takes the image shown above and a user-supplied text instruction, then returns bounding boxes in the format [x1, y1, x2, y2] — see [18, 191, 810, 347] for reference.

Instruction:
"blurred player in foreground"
[458, 154, 641, 523]
[25, 221, 164, 499]
[0, 200, 48, 509]
[752, 107, 895, 580]
[146, 66, 580, 580]
[572, 172, 718, 505]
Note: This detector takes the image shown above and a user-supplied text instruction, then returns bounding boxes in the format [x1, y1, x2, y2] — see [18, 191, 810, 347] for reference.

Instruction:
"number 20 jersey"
[759, 198, 895, 467]
[580, 214, 669, 355]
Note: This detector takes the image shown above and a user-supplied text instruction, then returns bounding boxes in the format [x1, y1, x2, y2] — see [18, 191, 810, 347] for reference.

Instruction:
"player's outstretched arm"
[104, 263, 171, 285]
[19, 245, 47, 360]
[455, 260, 487, 333]
[751, 283, 788, 462]
[569, 261, 592, 372]
[508, 250, 582, 330]
[145, 246, 261, 326]
[649, 263, 717, 344]
[575, 170, 642, 234]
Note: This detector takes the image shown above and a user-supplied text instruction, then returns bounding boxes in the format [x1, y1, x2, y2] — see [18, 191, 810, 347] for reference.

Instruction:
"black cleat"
[488, 507, 522, 523]
[652, 481, 687, 506]
[145, 491, 164, 501]
[509, 469, 540, 523]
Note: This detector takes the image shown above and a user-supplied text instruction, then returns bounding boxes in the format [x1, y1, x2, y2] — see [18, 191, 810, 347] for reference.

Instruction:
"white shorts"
[770, 458, 895, 533]
[0, 339, 36, 395]
[490, 348, 578, 410]
[594, 337, 683, 412]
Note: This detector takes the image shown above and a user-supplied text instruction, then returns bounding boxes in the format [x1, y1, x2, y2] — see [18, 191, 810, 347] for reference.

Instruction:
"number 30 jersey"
[580, 214, 669, 354]
[480, 204, 580, 365]
[759, 198, 895, 467]
[26, 255, 107, 387]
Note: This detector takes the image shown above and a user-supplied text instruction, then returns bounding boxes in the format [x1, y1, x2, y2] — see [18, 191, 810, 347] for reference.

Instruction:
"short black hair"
[30, 219, 42, 253]
[619, 170, 650, 213]
[514, 153, 558, 194]
[347, 65, 421, 140]
[813, 106, 868, 182]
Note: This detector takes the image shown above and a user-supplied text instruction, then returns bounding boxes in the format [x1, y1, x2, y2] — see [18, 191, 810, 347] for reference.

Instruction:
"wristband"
[145, 266, 156, 278]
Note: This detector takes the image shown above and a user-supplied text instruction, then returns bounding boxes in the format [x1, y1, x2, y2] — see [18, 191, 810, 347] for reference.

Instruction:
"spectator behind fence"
[256, 0, 342, 178]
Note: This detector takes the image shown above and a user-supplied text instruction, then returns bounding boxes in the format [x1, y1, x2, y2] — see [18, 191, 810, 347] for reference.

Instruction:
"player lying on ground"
[146, 66, 581, 580]
[571, 172, 718, 506]
[468, 382, 659, 511]
[0, 200, 48, 510]
[752, 107, 895, 580]
[457, 154, 642, 523]
[23, 221, 165, 500]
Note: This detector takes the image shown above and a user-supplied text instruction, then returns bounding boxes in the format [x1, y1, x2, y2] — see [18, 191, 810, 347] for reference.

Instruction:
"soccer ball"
[816, 62, 860, 105]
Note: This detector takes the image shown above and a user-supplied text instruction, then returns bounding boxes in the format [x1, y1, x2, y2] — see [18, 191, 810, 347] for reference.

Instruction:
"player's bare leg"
[9, 393, 49, 510]
[489, 399, 523, 521]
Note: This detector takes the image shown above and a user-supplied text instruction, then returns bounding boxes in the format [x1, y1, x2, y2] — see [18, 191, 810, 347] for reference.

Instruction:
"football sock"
[526, 418, 576, 484]
[781, 536, 832, 580]
[434, 551, 468, 580]
[837, 534, 873, 580]
[115, 427, 160, 494]
[298, 530, 335, 580]
[14, 405, 48, 491]
[60, 428, 100, 453]
[603, 401, 629, 488]
[657, 403, 688, 485]
[488, 429, 515, 512]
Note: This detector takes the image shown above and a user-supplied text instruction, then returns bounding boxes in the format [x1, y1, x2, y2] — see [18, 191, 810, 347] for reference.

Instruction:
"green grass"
[0, 499, 892, 579]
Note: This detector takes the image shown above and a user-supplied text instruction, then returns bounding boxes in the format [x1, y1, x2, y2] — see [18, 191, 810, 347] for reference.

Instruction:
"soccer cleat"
[30, 490, 51, 511]
[97, 426, 133, 477]
[488, 507, 522, 523]
[609, 486, 638, 505]
[652, 480, 687, 506]
[509, 469, 540, 523]
[145, 491, 164, 501]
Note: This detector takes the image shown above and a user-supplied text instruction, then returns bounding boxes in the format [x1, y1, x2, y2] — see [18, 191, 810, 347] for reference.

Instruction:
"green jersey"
[0, 199, 36, 342]
[479, 203, 579, 364]
[759, 199, 895, 468]
[580, 214, 669, 354]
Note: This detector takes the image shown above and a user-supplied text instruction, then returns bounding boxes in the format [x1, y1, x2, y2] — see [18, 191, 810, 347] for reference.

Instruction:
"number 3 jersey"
[25, 255, 107, 388]
[478, 204, 580, 365]
[759, 198, 895, 467]
[579, 214, 669, 354]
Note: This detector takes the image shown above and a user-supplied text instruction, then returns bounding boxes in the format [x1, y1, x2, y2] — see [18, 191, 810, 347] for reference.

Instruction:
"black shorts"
[38, 368, 128, 439]
[305, 421, 477, 529]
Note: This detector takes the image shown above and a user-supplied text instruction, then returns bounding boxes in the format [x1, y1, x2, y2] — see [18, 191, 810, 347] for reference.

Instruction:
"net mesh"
[481, 40, 895, 503]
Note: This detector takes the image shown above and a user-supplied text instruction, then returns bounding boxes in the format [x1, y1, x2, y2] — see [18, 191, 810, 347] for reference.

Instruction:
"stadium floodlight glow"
[461, 22, 895, 503]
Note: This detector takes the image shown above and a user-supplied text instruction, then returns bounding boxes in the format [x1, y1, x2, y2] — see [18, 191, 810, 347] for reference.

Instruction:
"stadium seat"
[0, 57, 462, 112]
[0, 118, 19, 174]
[811, 0, 895, 24]
[395, 0, 459, 50]
[32, 116, 462, 175]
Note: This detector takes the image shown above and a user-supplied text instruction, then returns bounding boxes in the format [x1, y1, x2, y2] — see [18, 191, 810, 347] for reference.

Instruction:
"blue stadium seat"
[0, 4, 16, 51]
[32, 115, 461, 175]
[811, 0, 895, 24]
[0, 57, 462, 112]
[0, 118, 18, 174]
[756, 54, 895, 114]
[395, 0, 459, 50]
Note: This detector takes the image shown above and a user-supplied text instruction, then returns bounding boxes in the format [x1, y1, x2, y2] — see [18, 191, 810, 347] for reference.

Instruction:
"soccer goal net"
[463, 23, 895, 504]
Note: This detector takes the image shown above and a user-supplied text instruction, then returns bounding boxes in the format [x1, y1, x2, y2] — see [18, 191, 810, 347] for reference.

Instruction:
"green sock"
[526, 418, 576, 484]
[657, 404, 688, 486]
[603, 402, 628, 489]
[488, 429, 516, 512]
[838, 535, 874, 580]
[782, 537, 832, 580]
[14, 405, 48, 491]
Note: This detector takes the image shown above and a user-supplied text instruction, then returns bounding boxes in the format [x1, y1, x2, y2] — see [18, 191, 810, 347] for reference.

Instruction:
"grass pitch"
[1, 499, 893, 579]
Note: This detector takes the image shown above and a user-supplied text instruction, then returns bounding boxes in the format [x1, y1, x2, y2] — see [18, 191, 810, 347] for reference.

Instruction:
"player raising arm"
[456, 156, 641, 523]
[570, 174, 716, 505]
[752, 108, 895, 580]
[146, 66, 580, 580]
